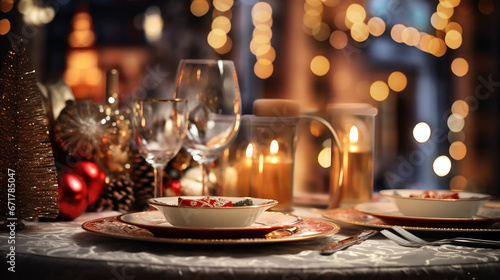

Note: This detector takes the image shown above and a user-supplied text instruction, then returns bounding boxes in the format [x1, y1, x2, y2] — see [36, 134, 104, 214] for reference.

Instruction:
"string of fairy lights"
[188, 0, 493, 189]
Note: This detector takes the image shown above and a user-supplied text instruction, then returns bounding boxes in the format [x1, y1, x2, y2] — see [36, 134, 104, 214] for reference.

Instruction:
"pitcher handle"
[299, 115, 343, 209]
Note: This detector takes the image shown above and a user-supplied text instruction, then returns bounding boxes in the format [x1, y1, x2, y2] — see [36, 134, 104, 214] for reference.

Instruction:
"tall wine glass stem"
[200, 162, 212, 195]
[153, 165, 164, 198]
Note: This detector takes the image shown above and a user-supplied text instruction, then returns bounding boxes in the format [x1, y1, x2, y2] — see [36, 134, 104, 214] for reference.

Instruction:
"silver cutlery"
[320, 229, 378, 255]
[381, 226, 500, 248]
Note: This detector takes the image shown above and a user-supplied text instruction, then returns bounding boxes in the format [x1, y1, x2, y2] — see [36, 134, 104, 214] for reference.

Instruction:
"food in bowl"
[379, 189, 493, 218]
[147, 196, 278, 228]
[177, 196, 253, 207]
[409, 190, 459, 199]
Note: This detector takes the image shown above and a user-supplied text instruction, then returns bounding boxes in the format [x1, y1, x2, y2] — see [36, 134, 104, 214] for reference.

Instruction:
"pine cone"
[130, 150, 155, 211]
[99, 174, 135, 213]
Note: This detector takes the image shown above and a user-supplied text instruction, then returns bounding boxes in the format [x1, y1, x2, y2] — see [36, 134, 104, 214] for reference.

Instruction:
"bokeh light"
[449, 141, 467, 160]
[433, 155, 452, 177]
[346, 3, 366, 23]
[447, 113, 465, 132]
[367, 17, 385, 36]
[370, 81, 389, 101]
[329, 30, 348, 49]
[0, 19, 10, 35]
[450, 175, 468, 191]
[413, 122, 431, 143]
[388, 71, 407, 92]
[190, 0, 209, 17]
[310, 55, 330, 76]
[318, 147, 332, 168]
[451, 57, 468, 77]
[451, 100, 469, 118]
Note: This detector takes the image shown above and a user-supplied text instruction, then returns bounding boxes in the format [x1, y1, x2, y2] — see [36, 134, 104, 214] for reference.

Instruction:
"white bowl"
[147, 196, 278, 228]
[379, 189, 494, 218]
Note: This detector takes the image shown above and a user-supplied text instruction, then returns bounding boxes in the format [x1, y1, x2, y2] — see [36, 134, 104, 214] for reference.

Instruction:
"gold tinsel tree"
[0, 42, 59, 221]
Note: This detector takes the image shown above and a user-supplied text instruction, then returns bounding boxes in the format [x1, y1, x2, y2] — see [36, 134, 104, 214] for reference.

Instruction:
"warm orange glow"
[451, 100, 469, 118]
[254, 59, 273, 79]
[346, 3, 366, 24]
[215, 36, 232, 54]
[252, 1, 272, 23]
[212, 16, 231, 33]
[431, 12, 448, 30]
[367, 17, 385, 36]
[370, 81, 390, 101]
[351, 22, 369, 42]
[191, 0, 209, 17]
[401, 27, 420, 46]
[0, 19, 10, 35]
[449, 141, 467, 160]
[451, 57, 468, 77]
[391, 24, 405, 43]
[256, 45, 276, 62]
[450, 175, 468, 191]
[445, 22, 463, 34]
[213, 0, 233, 12]
[437, 1, 454, 19]
[310, 56, 330, 76]
[1, 0, 13, 13]
[388, 71, 407, 92]
[313, 22, 331, 41]
[207, 28, 227, 49]
[445, 30, 462, 49]
[329, 30, 348, 49]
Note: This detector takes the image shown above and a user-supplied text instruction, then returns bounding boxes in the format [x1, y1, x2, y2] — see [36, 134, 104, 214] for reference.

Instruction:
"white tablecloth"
[1, 208, 500, 280]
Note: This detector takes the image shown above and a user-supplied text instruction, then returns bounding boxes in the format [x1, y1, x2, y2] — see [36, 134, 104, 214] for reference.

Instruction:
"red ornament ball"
[73, 161, 106, 206]
[164, 179, 182, 196]
[58, 173, 88, 220]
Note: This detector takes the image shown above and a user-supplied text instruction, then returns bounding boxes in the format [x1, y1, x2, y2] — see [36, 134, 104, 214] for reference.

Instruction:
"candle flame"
[349, 126, 359, 143]
[246, 143, 253, 158]
[270, 140, 279, 155]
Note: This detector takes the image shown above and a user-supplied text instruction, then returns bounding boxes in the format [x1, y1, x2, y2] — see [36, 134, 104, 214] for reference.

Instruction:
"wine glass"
[133, 99, 188, 198]
[174, 59, 241, 195]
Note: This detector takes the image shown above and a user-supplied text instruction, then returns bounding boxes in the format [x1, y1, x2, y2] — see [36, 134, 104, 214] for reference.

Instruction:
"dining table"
[1, 203, 500, 280]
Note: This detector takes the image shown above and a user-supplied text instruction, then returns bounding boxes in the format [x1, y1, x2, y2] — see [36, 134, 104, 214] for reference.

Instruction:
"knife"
[320, 229, 378, 255]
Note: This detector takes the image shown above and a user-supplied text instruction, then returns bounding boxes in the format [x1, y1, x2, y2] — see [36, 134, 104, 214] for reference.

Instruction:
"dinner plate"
[322, 206, 500, 232]
[118, 210, 302, 239]
[353, 202, 500, 228]
[82, 214, 340, 244]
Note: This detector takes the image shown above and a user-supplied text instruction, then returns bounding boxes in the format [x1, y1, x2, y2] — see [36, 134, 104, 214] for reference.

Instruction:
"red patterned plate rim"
[81, 215, 340, 244]
[322, 207, 500, 232]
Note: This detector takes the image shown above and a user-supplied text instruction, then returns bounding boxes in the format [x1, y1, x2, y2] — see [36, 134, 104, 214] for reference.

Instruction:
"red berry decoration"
[73, 161, 106, 206]
[58, 173, 88, 220]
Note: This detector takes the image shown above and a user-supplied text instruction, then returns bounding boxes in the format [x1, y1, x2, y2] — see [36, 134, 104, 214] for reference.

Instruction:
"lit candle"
[342, 125, 373, 204]
[253, 140, 293, 211]
[349, 126, 360, 152]
[235, 144, 254, 196]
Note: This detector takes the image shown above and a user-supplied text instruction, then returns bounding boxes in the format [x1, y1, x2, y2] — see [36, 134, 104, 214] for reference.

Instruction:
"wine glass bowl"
[174, 59, 241, 195]
[133, 99, 188, 198]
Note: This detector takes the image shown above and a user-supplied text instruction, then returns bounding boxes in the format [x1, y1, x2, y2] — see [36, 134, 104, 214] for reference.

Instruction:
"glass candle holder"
[327, 103, 377, 206]
[221, 99, 343, 212]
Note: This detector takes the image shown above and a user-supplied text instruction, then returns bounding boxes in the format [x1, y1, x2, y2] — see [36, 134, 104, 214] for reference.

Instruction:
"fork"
[381, 226, 500, 248]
